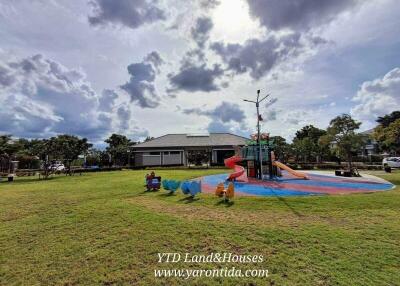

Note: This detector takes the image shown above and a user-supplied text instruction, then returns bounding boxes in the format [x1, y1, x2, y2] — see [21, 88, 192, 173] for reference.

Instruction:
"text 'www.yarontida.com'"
[154, 267, 269, 279]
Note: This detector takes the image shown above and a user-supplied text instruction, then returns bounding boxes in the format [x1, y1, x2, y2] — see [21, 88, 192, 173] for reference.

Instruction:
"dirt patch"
[126, 196, 348, 228]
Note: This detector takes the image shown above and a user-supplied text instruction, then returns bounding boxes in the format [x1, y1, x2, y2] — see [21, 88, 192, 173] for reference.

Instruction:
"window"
[149, 152, 160, 155]
[163, 152, 169, 155]
[170, 151, 180, 155]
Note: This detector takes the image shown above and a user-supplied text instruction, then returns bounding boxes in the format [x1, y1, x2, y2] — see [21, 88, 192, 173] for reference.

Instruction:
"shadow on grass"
[275, 196, 303, 217]
[139, 189, 161, 195]
[178, 196, 200, 204]
[158, 192, 176, 197]
[0, 175, 69, 186]
[215, 200, 235, 207]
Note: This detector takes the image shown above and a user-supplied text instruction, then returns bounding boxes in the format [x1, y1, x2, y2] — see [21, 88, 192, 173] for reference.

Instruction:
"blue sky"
[0, 0, 399, 145]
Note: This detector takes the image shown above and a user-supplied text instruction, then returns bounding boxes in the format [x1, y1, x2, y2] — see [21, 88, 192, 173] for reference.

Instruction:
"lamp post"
[127, 149, 131, 168]
[243, 90, 270, 179]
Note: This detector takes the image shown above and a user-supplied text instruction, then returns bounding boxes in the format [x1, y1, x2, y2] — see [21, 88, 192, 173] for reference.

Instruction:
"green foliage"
[376, 110, 400, 127]
[187, 150, 210, 165]
[0, 135, 18, 155]
[45, 134, 92, 161]
[291, 125, 328, 163]
[373, 118, 400, 154]
[270, 136, 289, 161]
[320, 114, 364, 170]
[105, 134, 134, 166]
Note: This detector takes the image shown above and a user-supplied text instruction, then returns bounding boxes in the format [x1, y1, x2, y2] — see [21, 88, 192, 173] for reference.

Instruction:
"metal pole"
[267, 135, 273, 179]
[257, 90, 263, 180]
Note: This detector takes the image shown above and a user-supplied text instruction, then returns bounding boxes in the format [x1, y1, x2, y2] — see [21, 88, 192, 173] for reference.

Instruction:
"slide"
[273, 161, 309, 180]
[224, 156, 248, 182]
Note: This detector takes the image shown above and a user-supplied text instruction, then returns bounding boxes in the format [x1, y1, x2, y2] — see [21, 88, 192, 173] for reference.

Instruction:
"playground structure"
[224, 133, 308, 183]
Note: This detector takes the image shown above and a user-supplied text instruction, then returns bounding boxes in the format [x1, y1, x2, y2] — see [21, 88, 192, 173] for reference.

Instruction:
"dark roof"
[132, 133, 248, 149]
[360, 128, 375, 135]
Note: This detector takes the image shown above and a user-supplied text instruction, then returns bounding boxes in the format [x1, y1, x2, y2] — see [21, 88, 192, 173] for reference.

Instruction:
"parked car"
[383, 157, 400, 172]
[50, 163, 65, 171]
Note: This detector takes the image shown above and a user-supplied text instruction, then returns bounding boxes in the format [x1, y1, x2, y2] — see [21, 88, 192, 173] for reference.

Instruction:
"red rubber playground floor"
[199, 171, 395, 196]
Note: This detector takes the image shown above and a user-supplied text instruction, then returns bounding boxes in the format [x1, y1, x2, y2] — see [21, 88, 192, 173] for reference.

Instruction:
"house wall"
[133, 149, 184, 167]
[142, 152, 161, 166]
[133, 146, 241, 167]
[162, 151, 182, 165]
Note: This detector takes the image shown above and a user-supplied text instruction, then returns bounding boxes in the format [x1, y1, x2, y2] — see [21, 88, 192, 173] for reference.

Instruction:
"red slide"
[224, 156, 248, 182]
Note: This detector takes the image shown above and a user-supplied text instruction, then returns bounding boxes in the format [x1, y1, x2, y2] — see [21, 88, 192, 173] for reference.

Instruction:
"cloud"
[246, 0, 358, 31]
[167, 15, 226, 93]
[88, 0, 165, 29]
[183, 101, 246, 123]
[117, 105, 131, 130]
[99, 89, 118, 111]
[145, 51, 164, 70]
[182, 101, 249, 134]
[350, 67, 400, 124]
[207, 120, 231, 133]
[209, 1, 359, 82]
[191, 17, 213, 48]
[168, 63, 224, 93]
[211, 33, 304, 79]
[120, 51, 163, 108]
[199, 0, 221, 10]
[264, 109, 277, 121]
[0, 53, 119, 140]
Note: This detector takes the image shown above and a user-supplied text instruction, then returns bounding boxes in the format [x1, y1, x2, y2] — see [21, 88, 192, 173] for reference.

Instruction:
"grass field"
[1, 169, 399, 285]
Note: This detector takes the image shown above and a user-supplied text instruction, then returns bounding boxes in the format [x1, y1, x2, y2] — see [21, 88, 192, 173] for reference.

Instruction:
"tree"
[0, 135, 13, 155]
[373, 118, 400, 155]
[270, 136, 289, 162]
[46, 135, 92, 161]
[291, 125, 328, 163]
[320, 114, 364, 172]
[105, 134, 132, 166]
[144, 136, 154, 142]
[376, 111, 400, 127]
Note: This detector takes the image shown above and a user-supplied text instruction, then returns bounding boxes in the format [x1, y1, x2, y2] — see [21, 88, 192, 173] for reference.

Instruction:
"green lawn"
[1, 169, 399, 285]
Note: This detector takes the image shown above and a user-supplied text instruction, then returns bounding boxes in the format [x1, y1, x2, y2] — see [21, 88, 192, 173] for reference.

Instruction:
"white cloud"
[0, 53, 147, 142]
[351, 67, 400, 127]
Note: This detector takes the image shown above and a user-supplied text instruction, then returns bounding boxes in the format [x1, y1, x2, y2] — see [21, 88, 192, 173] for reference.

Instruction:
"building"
[360, 128, 379, 156]
[131, 133, 248, 167]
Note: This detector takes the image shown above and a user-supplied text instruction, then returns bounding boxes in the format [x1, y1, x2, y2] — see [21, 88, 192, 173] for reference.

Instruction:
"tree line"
[271, 111, 399, 170]
[0, 112, 399, 169]
[0, 133, 153, 169]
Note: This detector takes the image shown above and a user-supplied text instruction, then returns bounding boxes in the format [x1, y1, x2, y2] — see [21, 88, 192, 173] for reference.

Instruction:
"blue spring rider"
[162, 179, 181, 194]
[181, 180, 202, 198]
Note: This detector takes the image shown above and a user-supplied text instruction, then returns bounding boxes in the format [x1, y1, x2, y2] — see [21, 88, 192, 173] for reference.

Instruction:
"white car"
[383, 157, 400, 168]
[51, 164, 65, 171]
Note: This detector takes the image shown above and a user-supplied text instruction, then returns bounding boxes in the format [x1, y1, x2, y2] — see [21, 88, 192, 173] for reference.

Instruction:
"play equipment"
[224, 139, 308, 182]
[215, 182, 235, 202]
[273, 161, 308, 179]
[162, 179, 181, 194]
[239, 138, 308, 180]
[224, 156, 248, 182]
[181, 180, 202, 197]
[145, 172, 161, 191]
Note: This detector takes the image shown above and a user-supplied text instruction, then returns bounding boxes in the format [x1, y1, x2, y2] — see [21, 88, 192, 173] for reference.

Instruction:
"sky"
[0, 0, 399, 147]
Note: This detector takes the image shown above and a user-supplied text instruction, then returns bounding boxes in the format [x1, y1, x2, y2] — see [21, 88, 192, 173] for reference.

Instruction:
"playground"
[200, 171, 394, 196]
[188, 133, 394, 198]
[1, 169, 399, 285]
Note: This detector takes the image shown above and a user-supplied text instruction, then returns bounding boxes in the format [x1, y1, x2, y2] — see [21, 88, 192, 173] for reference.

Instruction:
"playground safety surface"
[199, 171, 395, 196]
